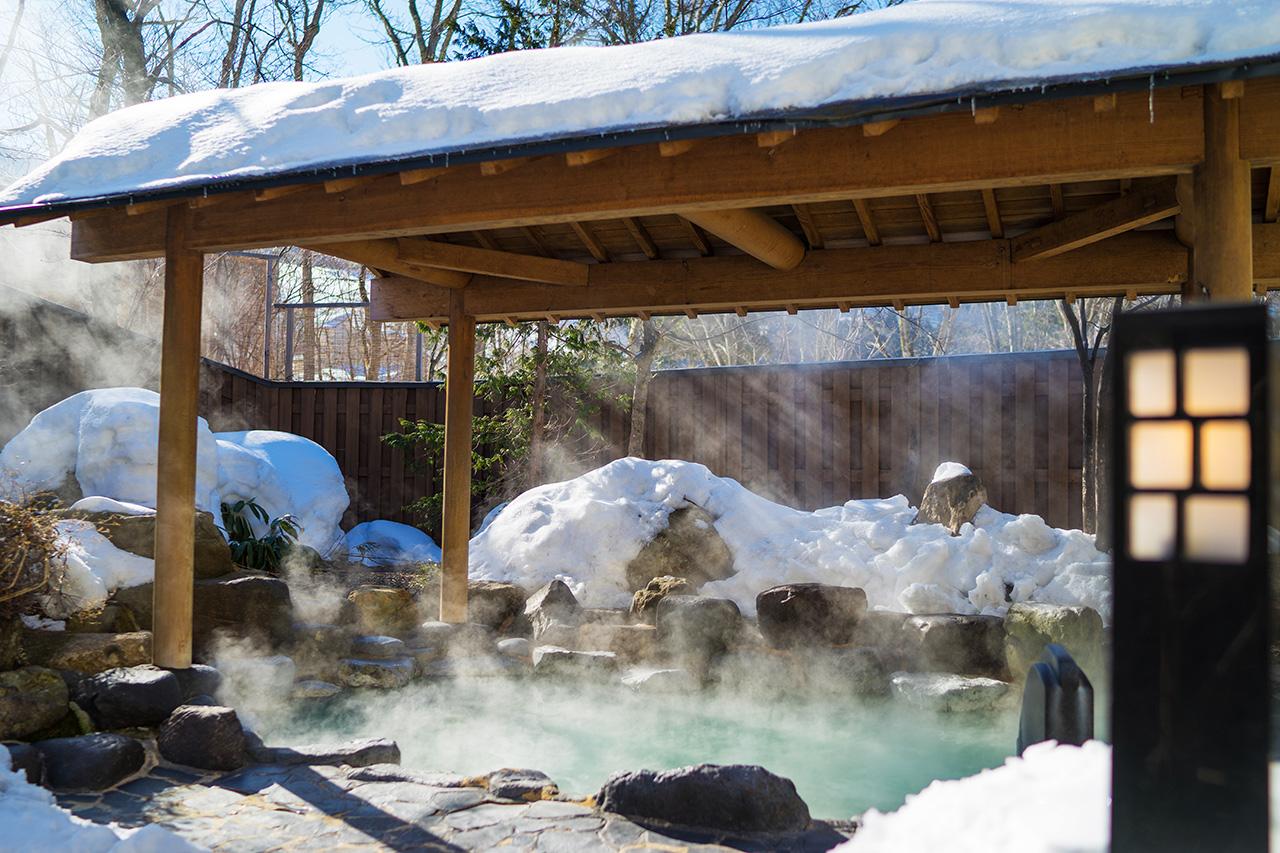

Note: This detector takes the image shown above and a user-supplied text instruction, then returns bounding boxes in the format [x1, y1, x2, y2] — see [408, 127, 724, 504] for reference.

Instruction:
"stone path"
[58, 763, 853, 852]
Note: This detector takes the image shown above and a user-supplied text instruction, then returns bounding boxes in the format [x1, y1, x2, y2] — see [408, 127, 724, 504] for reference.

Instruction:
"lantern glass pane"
[1127, 349, 1177, 417]
[1200, 420, 1251, 490]
[1183, 347, 1250, 416]
[1185, 494, 1250, 563]
[1130, 421, 1193, 489]
[1129, 493, 1177, 560]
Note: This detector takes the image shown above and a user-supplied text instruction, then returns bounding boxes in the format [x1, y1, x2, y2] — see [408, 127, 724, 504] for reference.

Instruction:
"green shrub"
[220, 497, 301, 574]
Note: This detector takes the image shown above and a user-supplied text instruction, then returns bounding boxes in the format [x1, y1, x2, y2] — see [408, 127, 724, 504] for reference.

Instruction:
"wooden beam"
[440, 289, 474, 623]
[1221, 79, 1245, 100]
[569, 221, 610, 262]
[369, 230, 1211, 323]
[153, 206, 203, 668]
[757, 130, 797, 148]
[793, 204, 824, 250]
[480, 156, 532, 176]
[522, 225, 552, 257]
[254, 185, 309, 202]
[1094, 93, 1117, 113]
[400, 167, 448, 185]
[1049, 184, 1065, 219]
[325, 176, 375, 193]
[916, 194, 941, 242]
[658, 139, 697, 157]
[973, 107, 999, 125]
[1011, 181, 1180, 262]
[623, 217, 659, 259]
[566, 148, 617, 167]
[126, 199, 182, 216]
[862, 119, 899, 137]
[396, 236, 589, 285]
[70, 85, 1220, 261]
[471, 230, 500, 250]
[682, 208, 805, 270]
[679, 217, 711, 256]
[13, 211, 66, 227]
[981, 188, 1004, 238]
[1196, 83, 1253, 300]
[852, 199, 881, 247]
[307, 238, 472, 288]
[1265, 167, 1280, 223]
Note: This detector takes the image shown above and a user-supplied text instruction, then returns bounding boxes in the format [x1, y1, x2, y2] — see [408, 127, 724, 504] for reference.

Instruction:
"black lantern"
[1110, 304, 1270, 852]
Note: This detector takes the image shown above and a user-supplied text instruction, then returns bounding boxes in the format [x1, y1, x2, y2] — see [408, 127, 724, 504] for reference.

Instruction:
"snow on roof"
[3, 0, 1279, 210]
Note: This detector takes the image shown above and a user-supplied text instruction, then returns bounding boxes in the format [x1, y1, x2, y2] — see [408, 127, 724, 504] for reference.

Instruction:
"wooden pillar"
[1195, 83, 1254, 301]
[152, 208, 204, 668]
[440, 289, 476, 623]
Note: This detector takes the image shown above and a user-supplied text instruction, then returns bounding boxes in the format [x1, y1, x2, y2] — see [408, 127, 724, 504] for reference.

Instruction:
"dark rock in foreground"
[165, 663, 222, 701]
[158, 705, 246, 771]
[5, 743, 45, 786]
[598, 763, 810, 833]
[469, 581, 529, 635]
[901, 614, 1007, 678]
[22, 629, 151, 674]
[248, 737, 400, 768]
[655, 595, 742, 664]
[0, 665, 69, 740]
[34, 733, 145, 791]
[194, 574, 294, 653]
[75, 665, 183, 729]
[756, 583, 868, 649]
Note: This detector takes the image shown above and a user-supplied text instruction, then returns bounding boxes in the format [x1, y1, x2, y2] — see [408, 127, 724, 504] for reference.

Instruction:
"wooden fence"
[202, 348, 1085, 532]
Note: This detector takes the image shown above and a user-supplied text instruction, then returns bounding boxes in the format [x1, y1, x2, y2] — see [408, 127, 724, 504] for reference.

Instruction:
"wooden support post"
[440, 290, 476, 623]
[1196, 84, 1254, 300]
[152, 208, 204, 669]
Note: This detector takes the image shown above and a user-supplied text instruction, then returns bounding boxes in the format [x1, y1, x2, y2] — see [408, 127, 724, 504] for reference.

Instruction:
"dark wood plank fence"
[202, 349, 1085, 531]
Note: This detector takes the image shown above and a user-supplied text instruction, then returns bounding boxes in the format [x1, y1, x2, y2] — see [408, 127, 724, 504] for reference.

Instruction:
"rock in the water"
[487, 768, 559, 801]
[66, 510, 232, 579]
[890, 672, 1010, 712]
[194, 574, 294, 653]
[5, 743, 45, 785]
[598, 763, 810, 832]
[420, 654, 525, 679]
[351, 635, 406, 660]
[417, 621, 456, 644]
[158, 704, 246, 771]
[630, 576, 691, 624]
[0, 666, 70, 739]
[577, 623, 657, 663]
[807, 649, 891, 697]
[75, 665, 183, 729]
[249, 737, 400, 768]
[497, 638, 531, 661]
[524, 580, 581, 639]
[291, 680, 342, 700]
[338, 657, 414, 689]
[1003, 603, 1105, 684]
[901, 614, 1007, 678]
[165, 664, 222, 701]
[849, 611, 913, 649]
[621, 668, 698, 694]
[916, 470, 987, 535]
[532, 646, 618, 678]
[709, 650, 805, 697]
[290, 623, 352, 680]
[655, 595, 742, 664]
[22, 629, 151, 674]
[347, 586, 416, 637]
[34, 733, 145, 791]
[625, 507, 735, 592]
[756, 584, 868, 649]
[468, 581, 528, 635]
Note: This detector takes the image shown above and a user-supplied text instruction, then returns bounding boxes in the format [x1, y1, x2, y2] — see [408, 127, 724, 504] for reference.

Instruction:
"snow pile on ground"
[69, 497, 156, 516]
[0, 388, 221, 513]
[4, 1, 1278, 206]
[43, 519, 156, 618]
[215, 430, 348, 554]
[470, 458, 1111, 620]
[341, 520, 441, 566]
[0, 747, 203, 852]
[838, 740, 1109, 852]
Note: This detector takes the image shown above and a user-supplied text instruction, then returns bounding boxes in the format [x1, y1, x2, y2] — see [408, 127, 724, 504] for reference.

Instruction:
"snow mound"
[0, 746, 203, 852]
[470, 458, 1111, 620]
[44, 520, 155, 618]
[4, 1, 1278, 206]
[342, 520, 441, 566]
[931, 461, 972, 483]
[70, 497, 156, 516]
[214, 430, 349, 555]
[837, 740, 1109, 852]
[0, 388, 220, 513]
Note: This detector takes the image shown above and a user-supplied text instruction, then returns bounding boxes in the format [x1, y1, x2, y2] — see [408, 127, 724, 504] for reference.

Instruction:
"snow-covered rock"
[43, 520, 155, 619]
[838, 740, 1109, 852]
[214, 430, 349, 555]
[69, 497, 155, 516]
[470, 458, 1112, 621]
[341, 520, 441, 566]
[0, 388, 220, 513]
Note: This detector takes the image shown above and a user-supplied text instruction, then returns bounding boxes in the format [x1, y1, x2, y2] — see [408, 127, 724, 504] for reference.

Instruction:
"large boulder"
[807, 648, 891, 697]
[630, 576, 690, 624]
[531, 646, 618, 679]
[598, 764, 810, 833]
[890, 672, 1011, 713]
[165, 663, 222, 702]
[5, 743, 45, 786]
[710, 649, 806, 698]
[756, 584, 868, 649]
[346, 586, 416, 637]
[625, 507, 735, 592]
[468, 581, 528, 635]
[75, 665, 183, 729]
[194, 574, 294, 653]
[338, 657, 414, 689]
[0, 616, 23, 670]
[22, 629, 151, 674]
[655, 595, 742, 666]
[915, 466, 987, 535]
[576, 623, 657, 663]
[900, 614, 1007, 678]
[65, 510, 232, 579]
[524, 580, 581, 640]
[1004, 603, 1105, 685]
[351, 635, 405, 660]
[34, 733, 146, 791]
[0, 666, 70, 739]
[158, 704, 246, 771]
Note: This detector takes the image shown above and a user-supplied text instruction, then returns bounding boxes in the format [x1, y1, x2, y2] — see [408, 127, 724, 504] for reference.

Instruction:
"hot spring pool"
[244, 679, 1017, 819]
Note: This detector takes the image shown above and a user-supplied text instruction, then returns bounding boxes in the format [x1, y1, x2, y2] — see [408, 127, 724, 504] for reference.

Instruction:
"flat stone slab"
[55, 762, 853, 851]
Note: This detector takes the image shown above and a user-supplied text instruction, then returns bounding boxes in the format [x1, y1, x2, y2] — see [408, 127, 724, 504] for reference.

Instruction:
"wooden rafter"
[1011, 181, 1180, 262]
[254, 185, 308, 202]
[522, 225, 552, 256]
[570, 221, 610, 262]
[481, 156, 534, 176]
[1266, 167, 1280, 223]
[915, 194, 941, 242]
[792, 204, 824, 250]
[324, 176, 375, 193]
[658, 139, 697, 157]
[471, 230, 500, 250]
[852, 198, 881, 246]
[566, 149, 617, 167]
[862, 119, 899, 137]
[683, 208, 805, 270]
[307, 238, 472, 288]
[981, 188, 1004, 238]
[396, 236, 588, 285]
[623, 217, 660, 259]
[1049, 184, 1065, 219]
[400, 167, 448, 185]
[679, 218, 712, 256]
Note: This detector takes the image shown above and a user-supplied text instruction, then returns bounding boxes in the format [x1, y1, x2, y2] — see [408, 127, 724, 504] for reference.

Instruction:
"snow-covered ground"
[342, 519, 443, 566]
[3, 1, 1278, 206]
[472, 457, 1111, 620]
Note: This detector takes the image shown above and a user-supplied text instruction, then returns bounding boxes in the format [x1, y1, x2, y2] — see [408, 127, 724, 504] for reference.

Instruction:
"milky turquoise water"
[256, 679, 1017, 819]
